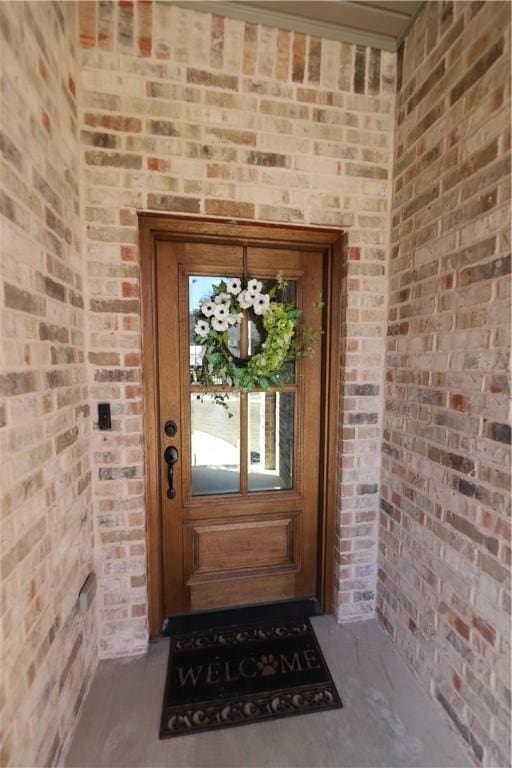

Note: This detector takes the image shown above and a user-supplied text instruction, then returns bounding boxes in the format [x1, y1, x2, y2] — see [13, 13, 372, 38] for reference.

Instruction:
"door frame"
[139, 213, 344, 637]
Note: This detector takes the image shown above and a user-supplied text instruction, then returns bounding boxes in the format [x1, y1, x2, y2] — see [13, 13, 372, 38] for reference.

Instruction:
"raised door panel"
[184, 512, 299, 582]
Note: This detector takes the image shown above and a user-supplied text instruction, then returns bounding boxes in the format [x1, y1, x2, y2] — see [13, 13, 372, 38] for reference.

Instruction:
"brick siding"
[0, 3, 97, 766]
[378, 3, 511, 765]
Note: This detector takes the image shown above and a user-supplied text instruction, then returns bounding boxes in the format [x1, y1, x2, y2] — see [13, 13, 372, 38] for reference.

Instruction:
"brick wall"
[0, 3, 97, 766]
[77, 1, 396, 655]
[378, 2, 511, 765]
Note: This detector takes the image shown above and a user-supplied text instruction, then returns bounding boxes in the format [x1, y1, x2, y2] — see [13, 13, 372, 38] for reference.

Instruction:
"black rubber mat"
[160, 612, 342, 738]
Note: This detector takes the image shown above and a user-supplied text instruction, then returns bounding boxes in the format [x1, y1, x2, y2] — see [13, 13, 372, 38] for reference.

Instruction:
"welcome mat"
[160, 616, 342, 738]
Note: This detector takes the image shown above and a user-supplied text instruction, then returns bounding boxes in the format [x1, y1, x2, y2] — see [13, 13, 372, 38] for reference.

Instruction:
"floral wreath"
[193, 275, 321, 409]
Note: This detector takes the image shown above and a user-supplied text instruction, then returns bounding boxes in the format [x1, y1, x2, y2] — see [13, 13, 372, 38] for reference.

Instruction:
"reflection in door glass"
[189, 275, 240, 383]
[249, 279, 296, 383]
[191, 394, 240, 495]
[248, 391, 294, 491]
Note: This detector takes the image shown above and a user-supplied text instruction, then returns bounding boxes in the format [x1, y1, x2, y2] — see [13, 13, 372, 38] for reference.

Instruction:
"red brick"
[147, 156, 169, 172]
[79, 1, 96, 48]
[292, 32, 306, 83]
[137, 0, 152, 57]
[243, 22, 257, 76]
[472, 616, 496, 646]
[124, 353, 141, 367]
[98, 0, 114, 50]
[210, 15, 224, 69]
[275, 29, 290, 81]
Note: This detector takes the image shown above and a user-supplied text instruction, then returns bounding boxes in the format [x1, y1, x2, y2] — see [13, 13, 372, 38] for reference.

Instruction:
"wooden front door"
[140, 216, 343, 629]
[155, 238, 323, 615]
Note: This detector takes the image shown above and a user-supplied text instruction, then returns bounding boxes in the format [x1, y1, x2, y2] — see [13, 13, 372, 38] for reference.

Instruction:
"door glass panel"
[189, 275, 240, 383]
[249, 279, 296, 383]
[248, 391, 294, 491]
[191, 394, 240, 495]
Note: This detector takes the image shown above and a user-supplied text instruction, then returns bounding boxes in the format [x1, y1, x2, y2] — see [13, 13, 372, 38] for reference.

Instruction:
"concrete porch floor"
[65, 617, 470, 768]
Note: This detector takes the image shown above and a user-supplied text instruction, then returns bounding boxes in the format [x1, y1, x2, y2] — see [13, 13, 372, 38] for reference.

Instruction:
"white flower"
[227, 313, 240, 325]
[211, 317, 229, 332]
[235, 312, 243, 325]
[194, 319, 209, 338]
[226, 278, 241, 295]
[238, 290, 253, 309]
[214, 292, 231, 304]
[214, 303, 229, 321]
[201, 301, 215, 317]
[247, 279, 263, 295]
[253, 294, 270, 315]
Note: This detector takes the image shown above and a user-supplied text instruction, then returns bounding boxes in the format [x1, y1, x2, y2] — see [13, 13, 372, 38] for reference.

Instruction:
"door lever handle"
[164, 445, 179, 499]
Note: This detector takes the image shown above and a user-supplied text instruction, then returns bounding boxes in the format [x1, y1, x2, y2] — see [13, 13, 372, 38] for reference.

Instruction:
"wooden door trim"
[139, 214, 344, 637]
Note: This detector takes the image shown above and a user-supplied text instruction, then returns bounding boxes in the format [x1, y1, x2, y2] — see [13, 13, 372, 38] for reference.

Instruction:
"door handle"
[164, 445, 179, 499]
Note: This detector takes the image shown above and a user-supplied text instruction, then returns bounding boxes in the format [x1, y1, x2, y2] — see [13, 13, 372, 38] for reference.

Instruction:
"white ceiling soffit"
[171, 1, 424, 52]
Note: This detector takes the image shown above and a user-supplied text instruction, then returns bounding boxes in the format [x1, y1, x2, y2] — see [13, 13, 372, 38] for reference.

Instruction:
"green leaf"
[212, 281, 227, 295]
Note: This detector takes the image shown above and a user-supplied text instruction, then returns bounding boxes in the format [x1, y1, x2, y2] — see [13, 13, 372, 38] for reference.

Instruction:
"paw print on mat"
[257, 654, 278, 676]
